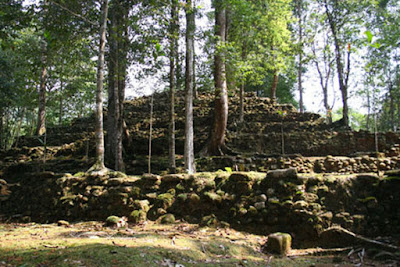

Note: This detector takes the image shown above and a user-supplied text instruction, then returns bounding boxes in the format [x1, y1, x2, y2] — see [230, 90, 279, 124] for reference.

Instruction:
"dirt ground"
[0, 221, 398, 267]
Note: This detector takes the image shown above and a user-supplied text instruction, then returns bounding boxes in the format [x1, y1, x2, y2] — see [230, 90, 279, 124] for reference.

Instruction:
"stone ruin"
[7, 91, 400, 174]
[0, 92, 399, 248]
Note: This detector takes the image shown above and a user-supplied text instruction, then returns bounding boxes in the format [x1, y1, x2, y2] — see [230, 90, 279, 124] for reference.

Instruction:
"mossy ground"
[0, 222, 391, 267]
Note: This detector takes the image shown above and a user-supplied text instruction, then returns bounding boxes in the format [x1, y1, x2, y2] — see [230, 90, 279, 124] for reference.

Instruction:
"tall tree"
[36, 1, 49, 136]
[168, 0, 179, 173]
[296, 0, 304, 112]
[106, 0, 129, 171]
[321, 0, 353, 126]
[205, 0, 228, 156]
[184, 0, 195, 173]
[90, 0, 109, 172]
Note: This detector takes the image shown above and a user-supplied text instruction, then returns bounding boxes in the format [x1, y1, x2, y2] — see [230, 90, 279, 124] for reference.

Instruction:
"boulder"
[263, 232, 292, 255]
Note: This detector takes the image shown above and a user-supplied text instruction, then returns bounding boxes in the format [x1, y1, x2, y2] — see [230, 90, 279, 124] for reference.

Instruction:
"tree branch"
[49, 0, 98, 27]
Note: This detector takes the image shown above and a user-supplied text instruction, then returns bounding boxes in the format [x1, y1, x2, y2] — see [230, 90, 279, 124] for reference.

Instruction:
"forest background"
[0, 0, 399, 156]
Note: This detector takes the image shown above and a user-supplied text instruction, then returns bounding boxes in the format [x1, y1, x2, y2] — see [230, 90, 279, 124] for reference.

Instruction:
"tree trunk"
[36, 37, 47, 136]
[239, 82, 244, 122]
[106, 0, 127, 171]
[13, 107, 26, 148]
[0, 109, 3, 150]
[168, 0, 179, 173]
[59, 80, 63, 126]
[148, 95, 153, 174]
[206, 0, 228, 156]
[184, 0, 195, 174]
[297, 0, 304, 113]
[90, 0, 108, 172]
[107, 2, 118, 168]
[270, 69, 278, 101]
[366, 87, 371, 131]
[388, 78, 394, 131]
[324, 0, 349, 126]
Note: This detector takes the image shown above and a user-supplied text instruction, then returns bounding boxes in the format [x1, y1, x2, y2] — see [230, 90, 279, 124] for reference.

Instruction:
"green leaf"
[365, 30, 373, 44]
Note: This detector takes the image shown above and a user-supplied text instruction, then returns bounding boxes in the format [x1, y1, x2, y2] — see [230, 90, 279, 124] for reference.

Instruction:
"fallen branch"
[320, 226, 400, 253]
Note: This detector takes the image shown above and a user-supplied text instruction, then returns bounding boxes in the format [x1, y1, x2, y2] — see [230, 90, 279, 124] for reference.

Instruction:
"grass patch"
[0, 221, 389, 266]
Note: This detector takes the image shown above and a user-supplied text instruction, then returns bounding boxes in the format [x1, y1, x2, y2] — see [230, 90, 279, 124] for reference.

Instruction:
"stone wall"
[1, 170, 399, 247]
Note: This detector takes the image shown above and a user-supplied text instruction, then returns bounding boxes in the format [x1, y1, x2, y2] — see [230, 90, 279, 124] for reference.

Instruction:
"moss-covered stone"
[156, 193, 175, 210]
[105, 215, 121, 226]
[159, 213, 175, 224]
[200, 214, 219, 227]
[264, 232, 292, 255]
[129, 210, 147, 224]
[132, 200, 150, 212]
[204, 191, 222, 203]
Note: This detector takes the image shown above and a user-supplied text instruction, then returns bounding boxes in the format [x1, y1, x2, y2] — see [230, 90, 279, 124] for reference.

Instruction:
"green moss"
[167, 188, 176, 196]
[157, 193, 175, 209]
[383, 176, 400, 181]
[173, 191, 185, 200]
[105, 215, 121, 226]
[204, 191, 222, 203]
[131, 186, 141, 197]
[73, 172, 86, 177]
[248, 206, 258, 216]
[159, 213, 175, 224]
[109, 171, 127, 178]
[129, 210, 147, 224]
[358, 196, 377, 203]
[200, 214, 219, 227]
[175, 183, 185, 191]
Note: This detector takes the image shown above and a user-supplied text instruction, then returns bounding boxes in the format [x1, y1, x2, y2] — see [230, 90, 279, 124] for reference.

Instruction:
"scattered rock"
[263, 232, 292, 255]
[159, 213, 175, 224]
[57, 220, 70, 227]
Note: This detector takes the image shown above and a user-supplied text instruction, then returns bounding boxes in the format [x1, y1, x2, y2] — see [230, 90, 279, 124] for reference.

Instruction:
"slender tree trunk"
[313, 46, 333, 124]
[366, 86, 371, 131]
[388, 79, 395, 131]
[13, 107, 26, 148]
[324, 0, 349, 126]
[0, 109, 3, 150]
[270, 69, 279, 101]
[90, 0, 108, 172]
[239, 45, 247, 123]
[59, 81, 63, 126]
[36, 38, 47, 136]
[184, 0, 195, 174]
[239, 82, 244, 122]
[168, 0, 178, 173]
[148, 95, 153, 174]
[206, 0, 228, 156]
[297, 0, 304, 113]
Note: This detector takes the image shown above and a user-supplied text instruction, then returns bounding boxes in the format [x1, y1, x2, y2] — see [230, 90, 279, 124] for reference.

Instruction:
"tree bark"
[184, 0, 195, 174]
[59, 80, 63, 126]
[313, 43, 333, 124]
[148, 95, 153, 174]
[0, 109, 3, 150]
[297, 0, 304, 113]
[388, 78, 394, 131]
[205, 0, 228, 156]
[239, 82, 244, 122]
[13, 107, 25, 148]
[168, 0, 179, 173]
[106, 0, 127, 171]
[90, 0, 108, 172]
[324, 0, 349, 126]
[36, 37, 47, 136]
[270, 69, 278, 101]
